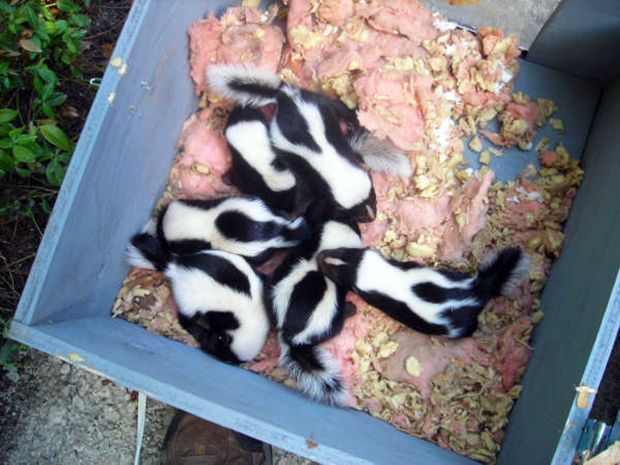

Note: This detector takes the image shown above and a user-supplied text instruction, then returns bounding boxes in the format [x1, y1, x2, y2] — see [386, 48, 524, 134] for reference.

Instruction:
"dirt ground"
[0, 1, 617, 465]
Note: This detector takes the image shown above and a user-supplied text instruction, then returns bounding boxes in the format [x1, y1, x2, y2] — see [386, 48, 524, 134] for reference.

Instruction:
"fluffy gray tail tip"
[279, 341, 349, 407]
[207, 63, 281, 107]
[348, 131, 413, 178]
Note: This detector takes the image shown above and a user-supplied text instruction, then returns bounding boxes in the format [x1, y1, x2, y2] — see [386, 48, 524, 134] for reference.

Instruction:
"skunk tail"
[474, 247, 530, 300]
[279, 337, 348, 407]
[207, 64, 282, 107]
[348, 130, 413, 178]
[125, 232, 173, 272]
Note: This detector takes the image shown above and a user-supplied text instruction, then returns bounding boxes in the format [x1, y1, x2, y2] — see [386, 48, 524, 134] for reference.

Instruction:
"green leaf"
[71, 14, 90, 28]
[0, 150, 14, 171]
[33, 74, 43, 93]
[8, 126, 24, 140]
[40, 124, 72, 151]
[15, 134, 37, 145]
[48, 92, 67, 107]
[0, 139, 12, 149]
[13, 145, 36, 163]
[15, 165, 33, 178]
[0, 124, 13, 137]
[55, 19, 68, 33]
[41, 82, 54, 100]
[41, 197, 53, 214]
[24, 4, 40, 29]
[38, 66, 57, 83]
[0, 109, 18, 123]
[64, 37, 77, 54]
[42, 104, 55, 119]
[46, 159, 65, 186]
[44, 20, 57, 35]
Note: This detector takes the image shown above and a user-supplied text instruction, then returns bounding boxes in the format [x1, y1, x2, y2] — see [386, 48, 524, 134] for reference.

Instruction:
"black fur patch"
[227, 104, 265, 125]
[287, 344, 325, 372]
[275, 93, 321, 152]
[177, 311, 242, 365]
[436, 267, 472, 281]
[215, 210, 280, 242]
[386, 258, 424, 271]
[356, 290, 449, 336]
[176, 252, 252, 296]
[167, 239, 212, 256]
[226, 106, 296, 213]
[130, 232, 171, 271]
[281, 271, 327, 342]
[316, 247, 364, 289]
[230, 79, 279, 101]
[178, 198, 225, 211]
[412, 282, 473, 304]
[475, 247, 523, 299]
[440, 305, 482, 338]
[227, 145, 296, 213]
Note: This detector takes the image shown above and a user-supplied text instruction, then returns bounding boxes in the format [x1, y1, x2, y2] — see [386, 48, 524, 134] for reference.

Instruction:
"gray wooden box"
[10, 1, 620, 463]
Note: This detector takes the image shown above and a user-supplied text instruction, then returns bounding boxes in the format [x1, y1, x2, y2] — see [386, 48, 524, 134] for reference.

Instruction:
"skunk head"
[316, 247, 365, 289]
[347, 187, 377, 223]
[201, 330, 241, 365]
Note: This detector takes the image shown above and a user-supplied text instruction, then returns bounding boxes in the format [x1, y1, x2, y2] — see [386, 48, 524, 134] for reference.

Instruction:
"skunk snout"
[316, 248, 362, 289]
[350, 201, 376, 223]
[202, 332, 242, 365]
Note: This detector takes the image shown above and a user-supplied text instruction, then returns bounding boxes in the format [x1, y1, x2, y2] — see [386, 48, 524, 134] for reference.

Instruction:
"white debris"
[442, 90, 461, 103]
[516, 187, 544, 203]
[433, 19, 458, 32]
[434, 117, 455, 150]
[501, 69, 514, 83]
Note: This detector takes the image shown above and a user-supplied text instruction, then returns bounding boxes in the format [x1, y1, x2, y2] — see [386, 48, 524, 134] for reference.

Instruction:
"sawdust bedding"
[112, 1, 583, 462]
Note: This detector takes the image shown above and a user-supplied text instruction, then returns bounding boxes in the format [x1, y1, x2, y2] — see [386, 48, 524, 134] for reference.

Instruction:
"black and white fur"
[155, 196, 309, 266]
[126, 233, 270, 364]
[208, 64, 379, 222]
[224, 105, 297, 214]
[269, 216, 362, 406]
[317, 247, 529, 338]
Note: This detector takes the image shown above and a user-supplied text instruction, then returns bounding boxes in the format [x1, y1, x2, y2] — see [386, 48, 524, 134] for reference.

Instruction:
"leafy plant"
[0, 310, 25, 373]
[0, 0, 90, 198]
[0, 0, 92, 374]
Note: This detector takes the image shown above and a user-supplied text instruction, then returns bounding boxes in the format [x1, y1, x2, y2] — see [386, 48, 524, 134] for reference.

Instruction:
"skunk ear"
[192, 315, 211, 331]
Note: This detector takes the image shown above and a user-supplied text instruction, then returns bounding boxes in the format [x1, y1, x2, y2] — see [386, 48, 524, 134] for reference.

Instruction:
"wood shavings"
[549, 118, 564, 132]
[406, 356, 423, 376]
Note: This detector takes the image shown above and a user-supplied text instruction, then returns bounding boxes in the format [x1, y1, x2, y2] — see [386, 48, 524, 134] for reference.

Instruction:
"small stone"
[72, 395, 85, 411]
[60, 363, 71, 375]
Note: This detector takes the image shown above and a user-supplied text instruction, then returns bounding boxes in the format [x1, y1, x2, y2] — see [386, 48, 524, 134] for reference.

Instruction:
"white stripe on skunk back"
[225, 116, 296, 192]
[161, 197, 307, 259]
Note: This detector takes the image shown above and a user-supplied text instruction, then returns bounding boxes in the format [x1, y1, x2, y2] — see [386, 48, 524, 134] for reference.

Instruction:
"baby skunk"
[155, 196, 309, 266]
[269, 215, 362, 406]
[208, 64, 379, 222]
[317, 247, 529, 338]
[126, 233, 270, 364]
[224, 105, 298, 214]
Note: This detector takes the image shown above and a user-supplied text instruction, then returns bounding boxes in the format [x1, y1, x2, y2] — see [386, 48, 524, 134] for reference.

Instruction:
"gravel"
[0, 349, 315, 465]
